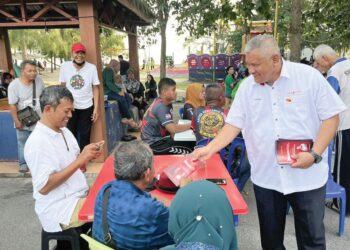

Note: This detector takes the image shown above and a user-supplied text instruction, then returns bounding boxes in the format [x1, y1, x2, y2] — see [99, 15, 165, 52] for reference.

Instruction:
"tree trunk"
[50, 56, 53, 73]
[289, 0, 303, 62]
[54, 56, 56, 70]
[160, 24, 167, 79]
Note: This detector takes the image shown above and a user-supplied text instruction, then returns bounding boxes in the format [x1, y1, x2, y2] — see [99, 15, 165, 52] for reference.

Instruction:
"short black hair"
[205, 84, 223, 102]
[158, 77, 176, 94]
[20, 60, 36, 71]
[118, 55, 123, 59]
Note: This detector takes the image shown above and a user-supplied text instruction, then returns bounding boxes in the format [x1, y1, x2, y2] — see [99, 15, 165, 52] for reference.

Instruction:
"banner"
[187, 54, 199, 69]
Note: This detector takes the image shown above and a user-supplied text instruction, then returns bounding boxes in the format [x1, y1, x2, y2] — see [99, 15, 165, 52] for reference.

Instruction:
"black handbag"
[17, 80, 40, 127]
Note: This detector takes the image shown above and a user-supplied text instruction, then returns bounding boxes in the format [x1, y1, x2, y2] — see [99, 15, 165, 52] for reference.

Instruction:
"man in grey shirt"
[8, 60, 45, 173]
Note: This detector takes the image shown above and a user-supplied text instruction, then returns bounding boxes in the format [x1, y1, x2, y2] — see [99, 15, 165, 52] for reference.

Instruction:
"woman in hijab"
[183, 83, 205, 120]
[161, 180, 238, 250]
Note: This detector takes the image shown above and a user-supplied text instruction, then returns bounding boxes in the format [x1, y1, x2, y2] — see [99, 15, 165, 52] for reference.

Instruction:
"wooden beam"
[20, 0, 28, 21]
[0, 9, 21, 23]
[28, 0, 60, 22]
[0, 28, 13, 74]
[51, 5, 78, 21]
[0, 20, 79, 27]
[77, 0, 107, 162]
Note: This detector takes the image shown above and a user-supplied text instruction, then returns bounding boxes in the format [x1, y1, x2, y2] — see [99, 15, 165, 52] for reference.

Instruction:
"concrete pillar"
[77, 0, 107, 161]
[0, 28, 13, 74]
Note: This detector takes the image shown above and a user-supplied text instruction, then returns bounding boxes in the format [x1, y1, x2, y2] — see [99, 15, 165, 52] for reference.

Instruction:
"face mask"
[73, 60, 85, 67]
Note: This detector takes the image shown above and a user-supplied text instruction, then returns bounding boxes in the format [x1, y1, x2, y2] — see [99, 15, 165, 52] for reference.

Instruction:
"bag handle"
[32, 79, 36, 107]
[102, 186, 118, 249]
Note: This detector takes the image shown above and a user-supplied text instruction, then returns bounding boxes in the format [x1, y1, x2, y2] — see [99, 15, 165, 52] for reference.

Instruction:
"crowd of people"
[2, 34, 350, 250]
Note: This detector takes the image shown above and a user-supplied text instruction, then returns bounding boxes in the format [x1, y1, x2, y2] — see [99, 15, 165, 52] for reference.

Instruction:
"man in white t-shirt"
[24, 85, 103, 249]
[313, 44, 350, 214]
[8, 60, 45, 173]
[59, 42, 100, 156]
[194, 35, 346, 249]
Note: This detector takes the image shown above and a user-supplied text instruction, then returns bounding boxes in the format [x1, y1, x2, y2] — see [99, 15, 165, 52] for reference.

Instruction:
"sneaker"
[19, 165, 29, 173]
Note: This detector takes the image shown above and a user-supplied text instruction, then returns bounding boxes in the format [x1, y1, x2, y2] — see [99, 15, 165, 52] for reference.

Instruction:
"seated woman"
[161, 180, 238, 250]
[145, 74, 158, 102]
[92, 141, 174, 250]
[0, 72, 13, 98]
[125, 69, 148, 118]
[103, 63, 139, 128]
[183, 83, 205, 120]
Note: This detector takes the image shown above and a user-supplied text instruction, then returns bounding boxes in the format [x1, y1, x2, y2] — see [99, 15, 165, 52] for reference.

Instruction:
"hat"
[155, 172, 179, 194]
[71, 42, 86, 53]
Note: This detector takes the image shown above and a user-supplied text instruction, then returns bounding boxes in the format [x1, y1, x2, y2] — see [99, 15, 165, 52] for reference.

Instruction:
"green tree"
[100, 28, 125, 60]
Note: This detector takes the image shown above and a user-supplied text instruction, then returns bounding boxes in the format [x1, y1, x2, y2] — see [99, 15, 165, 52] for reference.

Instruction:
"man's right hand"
[192, 146, 214, 162]
[77, 143, 102, 166]
[15, 120, 23, 130]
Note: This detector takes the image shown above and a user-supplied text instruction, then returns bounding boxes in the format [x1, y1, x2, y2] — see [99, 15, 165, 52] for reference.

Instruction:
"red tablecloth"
[79, 154, 249, 221]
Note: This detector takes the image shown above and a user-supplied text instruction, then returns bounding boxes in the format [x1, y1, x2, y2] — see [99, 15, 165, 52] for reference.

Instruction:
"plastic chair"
[287, 144, 346, 236]
[325, 143, 346, 236]
[179, 107, 184, 119]
[41, 228, 80, 250]
[80, 234, 114, 250]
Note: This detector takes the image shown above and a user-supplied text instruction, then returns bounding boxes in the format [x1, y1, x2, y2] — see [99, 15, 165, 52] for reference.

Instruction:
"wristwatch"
[310, 149, 322, 164]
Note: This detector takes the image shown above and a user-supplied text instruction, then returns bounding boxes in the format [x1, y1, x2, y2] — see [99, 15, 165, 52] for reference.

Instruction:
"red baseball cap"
[71, 42, 86, 53]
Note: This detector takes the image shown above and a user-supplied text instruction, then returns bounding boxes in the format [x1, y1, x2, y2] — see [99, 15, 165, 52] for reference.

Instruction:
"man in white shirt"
[194, 35, 346, 249]
[313, 44, 350, 214]
[59, 42, 100, 157]
[24, 85, 103, 248]
[8, 60, 45, 173]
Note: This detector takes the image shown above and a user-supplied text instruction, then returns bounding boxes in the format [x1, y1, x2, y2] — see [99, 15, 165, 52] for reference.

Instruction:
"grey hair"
[114, 141, 153, 181]
[20, 60, 37, 71]
[40, 85, 74, 112]
[313, 44, 337, 60]
[109, 59, 119, 68]
[244, 34, 280, 56]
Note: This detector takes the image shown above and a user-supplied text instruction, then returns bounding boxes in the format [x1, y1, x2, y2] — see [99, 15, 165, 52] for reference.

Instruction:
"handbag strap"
[32, 80, 36, 107]
[102, 186, 118, 249]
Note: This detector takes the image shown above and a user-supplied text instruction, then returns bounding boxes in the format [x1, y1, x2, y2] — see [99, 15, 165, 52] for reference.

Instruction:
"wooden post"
[128, 27, 140, 80]
[77, 0, 107, 161]
[0, 28, 13, 74]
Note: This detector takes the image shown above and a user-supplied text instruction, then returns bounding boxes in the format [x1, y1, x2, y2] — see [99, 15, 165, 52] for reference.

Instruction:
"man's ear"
[43, 105, 52, 113]
[271, 54, 280, 64]
[144, 168, 152, 182]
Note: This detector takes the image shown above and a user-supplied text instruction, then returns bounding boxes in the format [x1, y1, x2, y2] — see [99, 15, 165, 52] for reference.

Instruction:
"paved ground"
[0, 177, 349, 250]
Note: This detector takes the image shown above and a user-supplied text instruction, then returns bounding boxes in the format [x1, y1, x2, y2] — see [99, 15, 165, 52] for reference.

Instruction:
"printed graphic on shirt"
[70, 74, 85, 89]
[199, 110, 225, 138]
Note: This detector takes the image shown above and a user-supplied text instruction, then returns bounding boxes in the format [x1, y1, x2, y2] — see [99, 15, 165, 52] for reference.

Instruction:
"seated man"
[92, 141, 175, 250]
[24, 85, 103, 249]
[192, 84, 226, 142]
[141, 77, 194, 155]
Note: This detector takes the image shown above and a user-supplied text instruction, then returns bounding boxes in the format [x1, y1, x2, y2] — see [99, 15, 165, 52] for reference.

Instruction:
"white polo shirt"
[24, 122, 89, 232]
[226, 60, 346, 194]
[59, 61, 100, 109]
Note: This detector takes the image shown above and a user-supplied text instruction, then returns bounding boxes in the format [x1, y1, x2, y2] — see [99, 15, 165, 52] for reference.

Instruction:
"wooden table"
[79, 153, 249, 222]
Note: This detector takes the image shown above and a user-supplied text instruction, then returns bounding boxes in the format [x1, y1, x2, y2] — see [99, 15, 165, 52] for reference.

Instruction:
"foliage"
[100, 28, 125, 59]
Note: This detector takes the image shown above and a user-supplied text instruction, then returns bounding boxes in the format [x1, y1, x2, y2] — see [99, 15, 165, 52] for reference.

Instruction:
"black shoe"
[121, 135, 137, 141]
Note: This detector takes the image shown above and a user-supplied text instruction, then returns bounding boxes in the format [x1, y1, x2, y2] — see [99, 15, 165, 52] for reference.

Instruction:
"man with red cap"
[59, 42, 100, 162]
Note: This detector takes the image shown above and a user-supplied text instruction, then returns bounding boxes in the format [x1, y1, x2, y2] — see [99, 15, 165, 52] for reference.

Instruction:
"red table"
[79, 154, 249, 221]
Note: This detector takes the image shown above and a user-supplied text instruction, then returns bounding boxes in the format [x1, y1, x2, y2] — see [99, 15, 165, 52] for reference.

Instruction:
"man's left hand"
[91, 109, 98, 122]
[291, 152, 314, 169]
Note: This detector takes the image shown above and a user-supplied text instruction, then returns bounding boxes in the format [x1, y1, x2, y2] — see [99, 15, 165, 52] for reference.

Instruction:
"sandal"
[325, 201, 339, 212]
[128, 120, 141, 129]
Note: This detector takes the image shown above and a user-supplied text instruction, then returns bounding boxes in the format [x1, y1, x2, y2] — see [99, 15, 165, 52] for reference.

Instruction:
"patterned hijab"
[185, 83, 205, 108]
[161, 180, 238, 250]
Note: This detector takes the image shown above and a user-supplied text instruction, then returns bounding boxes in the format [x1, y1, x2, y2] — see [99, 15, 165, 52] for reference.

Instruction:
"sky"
[125, 16, 189, 65]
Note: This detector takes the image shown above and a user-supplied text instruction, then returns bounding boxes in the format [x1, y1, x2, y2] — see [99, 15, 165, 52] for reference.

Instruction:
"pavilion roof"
[0, 0, 155, 30]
